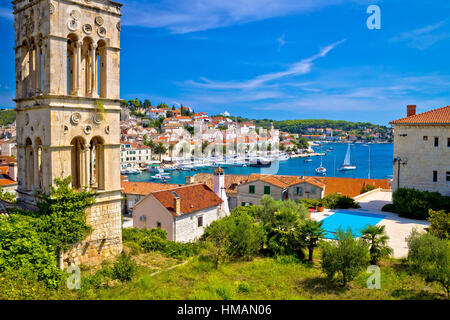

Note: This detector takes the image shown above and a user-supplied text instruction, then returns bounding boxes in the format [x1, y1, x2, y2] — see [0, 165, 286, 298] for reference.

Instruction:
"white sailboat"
[338, 144, 357, 171]
[315, 146, 326, 174]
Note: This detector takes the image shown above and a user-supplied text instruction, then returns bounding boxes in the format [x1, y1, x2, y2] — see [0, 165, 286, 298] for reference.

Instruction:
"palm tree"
[361, 225, 393, 265]
[154, 142, 167, 163]
[299, 219, 327, 261]
[144, 139, 156, 160]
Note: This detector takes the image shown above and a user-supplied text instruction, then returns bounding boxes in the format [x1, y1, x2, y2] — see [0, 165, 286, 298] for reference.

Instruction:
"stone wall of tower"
[59, 192, 123, 268]
[13, 0, 124, 267]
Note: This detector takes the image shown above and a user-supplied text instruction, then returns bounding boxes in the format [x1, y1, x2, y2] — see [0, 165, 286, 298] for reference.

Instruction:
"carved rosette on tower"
[13, 0, 124, 268]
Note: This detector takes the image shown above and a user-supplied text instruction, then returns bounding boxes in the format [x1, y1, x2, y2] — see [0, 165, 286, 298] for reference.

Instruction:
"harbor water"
[127, 143, 394, 185]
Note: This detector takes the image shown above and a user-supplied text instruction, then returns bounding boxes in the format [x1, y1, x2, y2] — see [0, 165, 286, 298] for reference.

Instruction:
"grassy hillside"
[0, 109, 16, 126]
[86, 247, 444, 300]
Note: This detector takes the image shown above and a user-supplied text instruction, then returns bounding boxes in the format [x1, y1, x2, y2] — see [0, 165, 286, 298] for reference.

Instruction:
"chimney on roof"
[173, 192, 181, 215]
[185, 176, 195, 185]
[407, 105, 416, 117]
[8, 162, 17, 181]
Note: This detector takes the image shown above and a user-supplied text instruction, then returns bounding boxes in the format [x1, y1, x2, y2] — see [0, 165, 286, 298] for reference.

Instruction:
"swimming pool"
[320, 210, 386, 239]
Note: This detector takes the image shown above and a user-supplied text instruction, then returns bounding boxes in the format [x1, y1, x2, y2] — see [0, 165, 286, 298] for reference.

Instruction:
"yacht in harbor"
[338, 144, 357, 171]
[315, 147, 326, 174]
[147, 164, 164, 173]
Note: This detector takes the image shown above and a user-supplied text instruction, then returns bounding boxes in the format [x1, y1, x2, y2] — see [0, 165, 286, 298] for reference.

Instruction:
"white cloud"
[390, 21, 450, 50]
[276, 34, 286, 51]
[122, 0, 372, 34]
[185, 40, 345, 90]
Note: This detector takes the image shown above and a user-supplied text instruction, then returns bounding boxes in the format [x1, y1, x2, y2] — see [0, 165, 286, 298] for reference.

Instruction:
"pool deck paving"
[311, 189, 429, 258]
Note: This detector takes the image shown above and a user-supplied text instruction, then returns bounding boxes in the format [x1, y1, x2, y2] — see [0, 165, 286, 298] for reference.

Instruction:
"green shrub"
[0, 214, 62, 289]
[122, 227, 167, 243]
[298, 198, 321, 209]
[381, 203, 396, 213]
[0, 270, 63, 300]
[231, 205, 258, 218]
[111, 253, 138, 283]
[163, 241, 199, 259]
[202, 213, 265, 259]
[35, 176, 96, 251]
[215, 286, 233, 300]
[393, 188, 450, 220]
[322, 193, 361, 209]
[0, 188, 16, 202]
[406, 230, 450, 299]
[321, 229, 370, 287]
[427, 209, 449, 240]
[139, 235, 167, 252]
[267, 228, 305, 259]
[360, 225, 393, 265]
[275, 254, 302, 264]
[123, 241, 142, 256]
[235, 280, 251, 293]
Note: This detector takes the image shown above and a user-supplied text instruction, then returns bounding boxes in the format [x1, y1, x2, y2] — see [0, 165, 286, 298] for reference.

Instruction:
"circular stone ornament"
[70, 9, 81, 21]
[116, 22, 121, 31]
[67, 19, 79, 31]
[70, 112, 82, 125]
[93, 114, 103, 125]
[82, 24, 93, 35]
[84, 125, 92, 135]
[97, 26, 107, 38]
[95, 16, 104, 26]
[49, 3, 55, 15]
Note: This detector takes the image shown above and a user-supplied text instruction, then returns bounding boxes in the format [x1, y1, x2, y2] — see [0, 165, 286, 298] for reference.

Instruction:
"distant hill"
[213, 115, 389, 134]
[0, 109, 16, 126]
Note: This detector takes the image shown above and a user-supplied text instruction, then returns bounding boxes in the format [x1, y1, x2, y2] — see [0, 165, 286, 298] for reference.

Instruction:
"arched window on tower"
[97, 40, 107, 98]
[67, 33, 79, 96]
[35, 34, 42, 95]
[81, 37, 97, 97]
[34, 137, 43, 190]
[90, 136, 105, 190]
[25, 138, 34, 191]
[28, 37, 35, 97]
[71, 137, 87, 189]
[19, 39, 30, 98]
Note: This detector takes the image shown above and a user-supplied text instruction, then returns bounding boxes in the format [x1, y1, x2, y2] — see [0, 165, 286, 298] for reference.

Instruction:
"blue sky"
[1, 0, 450, 125]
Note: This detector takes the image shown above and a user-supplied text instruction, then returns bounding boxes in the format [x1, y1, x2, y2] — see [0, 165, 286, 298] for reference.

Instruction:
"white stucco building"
[132, 176, 230, 242]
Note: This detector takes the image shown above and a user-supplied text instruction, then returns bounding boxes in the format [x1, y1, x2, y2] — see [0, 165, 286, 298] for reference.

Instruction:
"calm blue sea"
[128, 143, 394, 185]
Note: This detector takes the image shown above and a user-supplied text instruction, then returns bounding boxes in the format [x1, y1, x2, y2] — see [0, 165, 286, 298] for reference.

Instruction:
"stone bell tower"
[13, 0, 123, 267]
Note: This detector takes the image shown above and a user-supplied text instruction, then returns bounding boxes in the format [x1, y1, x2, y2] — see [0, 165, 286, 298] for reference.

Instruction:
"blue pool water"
[320, 210, 386, 239]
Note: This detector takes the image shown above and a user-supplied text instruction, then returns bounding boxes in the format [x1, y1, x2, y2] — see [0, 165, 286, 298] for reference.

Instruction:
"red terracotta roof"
[121, 180, 181, 195]
[314, 177, 390, 198]
[151, 184, 223, 216]
[390, 106, 450, 124]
